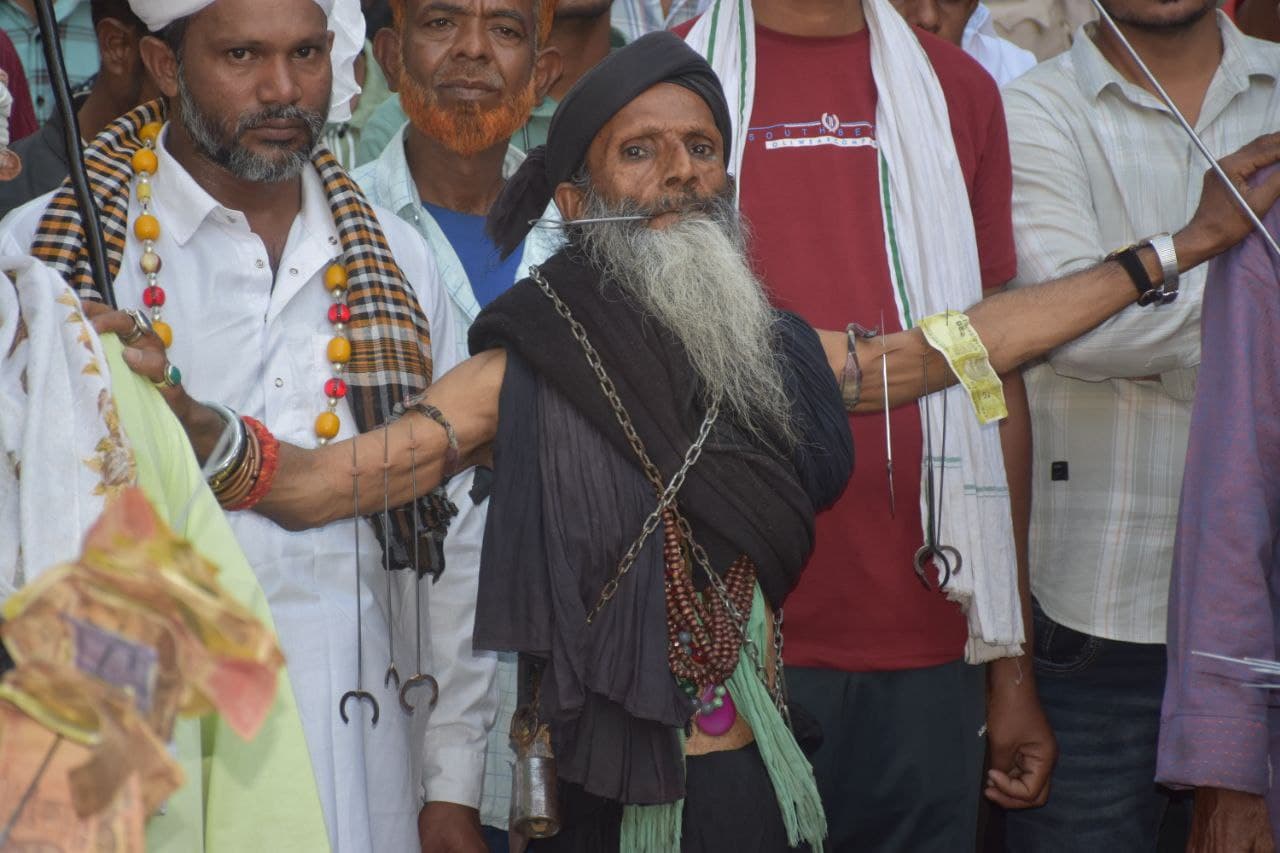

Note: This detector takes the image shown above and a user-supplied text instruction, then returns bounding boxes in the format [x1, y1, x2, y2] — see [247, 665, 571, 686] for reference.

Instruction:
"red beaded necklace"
[128, 123, 353, 446]
[662, 510, 757, 733]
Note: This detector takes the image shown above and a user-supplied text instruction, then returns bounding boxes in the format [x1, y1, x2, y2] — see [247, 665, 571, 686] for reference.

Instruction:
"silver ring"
[153, 361, 182, 389]
[121, 309, 152, 345]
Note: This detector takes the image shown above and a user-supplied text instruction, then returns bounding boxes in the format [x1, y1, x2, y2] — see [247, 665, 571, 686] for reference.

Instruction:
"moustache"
[235, 104, 326, 139]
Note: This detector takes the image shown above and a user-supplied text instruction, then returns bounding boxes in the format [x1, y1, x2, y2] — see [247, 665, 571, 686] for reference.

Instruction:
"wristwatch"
[1106, 233, 1180, 306]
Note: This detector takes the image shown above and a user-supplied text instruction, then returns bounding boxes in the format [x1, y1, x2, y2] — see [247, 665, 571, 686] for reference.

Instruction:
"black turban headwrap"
[486, 30, 733, 258]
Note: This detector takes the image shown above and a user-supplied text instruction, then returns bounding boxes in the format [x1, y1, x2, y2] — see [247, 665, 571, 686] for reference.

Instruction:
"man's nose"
[257, 55, 304, 105]
[662, 145, 698, 192]
[453, 17, 493, 62]
[913, 0, 942, 32]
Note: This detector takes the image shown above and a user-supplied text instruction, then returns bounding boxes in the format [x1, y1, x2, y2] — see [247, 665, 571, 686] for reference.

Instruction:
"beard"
[574, 186, 795, 448]
[399, 63, 537, 158]
[177, 67, 327, 183]
[1105, 0, 1214, 30]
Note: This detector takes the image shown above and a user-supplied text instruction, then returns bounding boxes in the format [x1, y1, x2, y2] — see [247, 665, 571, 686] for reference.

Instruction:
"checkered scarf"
[30, 99, 437, 574]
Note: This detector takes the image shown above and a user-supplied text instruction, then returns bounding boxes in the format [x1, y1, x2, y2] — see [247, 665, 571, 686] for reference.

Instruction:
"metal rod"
[0, 734, 62, 847]
[1087, 0, 1280, 261]
[33, 0, 116, 307]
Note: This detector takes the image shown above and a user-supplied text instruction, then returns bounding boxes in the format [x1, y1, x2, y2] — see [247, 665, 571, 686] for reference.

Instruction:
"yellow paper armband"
[919, 312, 1007, 425]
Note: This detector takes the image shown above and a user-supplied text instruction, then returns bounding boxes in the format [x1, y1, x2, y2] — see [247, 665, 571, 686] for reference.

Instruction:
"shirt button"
[289, 268, 298, 276]
[274, 378, 284, 388]
[255, 259, 265, 269]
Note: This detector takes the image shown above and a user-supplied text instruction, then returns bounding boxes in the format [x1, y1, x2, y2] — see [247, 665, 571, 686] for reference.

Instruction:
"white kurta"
[2, 129, 465, 852]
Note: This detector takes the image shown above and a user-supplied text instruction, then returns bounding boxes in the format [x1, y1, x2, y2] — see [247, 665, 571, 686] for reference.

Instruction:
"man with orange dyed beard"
[352, 2, 561, 850]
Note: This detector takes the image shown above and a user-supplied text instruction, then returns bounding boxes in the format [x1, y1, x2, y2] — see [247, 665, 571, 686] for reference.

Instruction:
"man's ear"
[532, 45, 562, 103]
[138, 35, 179, 99]
[554, 180, 585, 221]
[96, 19, 137, 77]
[373, 26, 403, 93]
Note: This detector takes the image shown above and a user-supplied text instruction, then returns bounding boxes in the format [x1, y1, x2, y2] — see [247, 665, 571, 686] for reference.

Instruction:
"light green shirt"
[102, 336, 329, 853]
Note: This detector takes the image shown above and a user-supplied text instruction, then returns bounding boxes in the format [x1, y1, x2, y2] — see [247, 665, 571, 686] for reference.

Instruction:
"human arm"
[817, 131, 1280, 409]
[983, 368, 1056, 809]
[87, 310, 508, 529]
[1153, 177, 1280, 832]
[1187, 788, 1274, 853]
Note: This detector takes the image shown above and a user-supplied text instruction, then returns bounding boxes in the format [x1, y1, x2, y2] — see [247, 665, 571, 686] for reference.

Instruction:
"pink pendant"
[694, 685, 736, 736]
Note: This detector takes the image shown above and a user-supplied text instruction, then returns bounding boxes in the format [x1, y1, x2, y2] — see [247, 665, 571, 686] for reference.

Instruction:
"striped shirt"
[1003, 13, 1280, 644]
[0, 0, 97, 124]
[610, 0, 708, 42]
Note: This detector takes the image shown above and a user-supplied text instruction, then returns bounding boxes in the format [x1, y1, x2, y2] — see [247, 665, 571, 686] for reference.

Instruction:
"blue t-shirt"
[424, 202, 524, 308]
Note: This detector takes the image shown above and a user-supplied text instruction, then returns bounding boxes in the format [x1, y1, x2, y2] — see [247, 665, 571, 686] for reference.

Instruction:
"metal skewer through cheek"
[1088, 0, 1280, 261]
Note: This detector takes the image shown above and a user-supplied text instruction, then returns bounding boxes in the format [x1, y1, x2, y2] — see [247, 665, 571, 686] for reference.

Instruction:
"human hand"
[984, 664, 1056, 809]
[86, 301, 193, 420]
[1188, 788, 1274, 853]
[1178, 132, 1280, 267]
[417, 801, 487, 853]
[0, 69, 20, 181]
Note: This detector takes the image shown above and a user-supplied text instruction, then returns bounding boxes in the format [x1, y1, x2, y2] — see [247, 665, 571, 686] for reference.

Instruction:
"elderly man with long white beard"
[0, 0, 467, 849]
[96, 29, 1280, 852]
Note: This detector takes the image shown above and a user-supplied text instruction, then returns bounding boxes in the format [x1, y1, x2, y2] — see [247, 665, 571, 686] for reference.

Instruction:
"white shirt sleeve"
[1003, 84, 1200, 380]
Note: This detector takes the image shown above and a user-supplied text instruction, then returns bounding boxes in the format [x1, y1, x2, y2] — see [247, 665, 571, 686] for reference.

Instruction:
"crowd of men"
[0, 0, 1278, 850]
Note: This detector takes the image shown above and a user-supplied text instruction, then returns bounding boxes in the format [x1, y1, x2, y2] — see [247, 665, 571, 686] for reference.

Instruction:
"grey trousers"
[786, 659, 987, 852]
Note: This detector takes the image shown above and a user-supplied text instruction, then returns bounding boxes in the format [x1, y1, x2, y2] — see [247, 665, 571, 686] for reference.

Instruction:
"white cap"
[129, 0, 364, 123]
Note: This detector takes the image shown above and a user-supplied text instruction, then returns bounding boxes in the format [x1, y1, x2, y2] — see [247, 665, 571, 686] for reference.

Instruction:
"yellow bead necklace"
[128, 122, 353, 445]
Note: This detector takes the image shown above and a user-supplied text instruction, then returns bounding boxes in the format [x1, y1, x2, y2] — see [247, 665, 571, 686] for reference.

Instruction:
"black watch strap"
[1107, 245, 1159, 306]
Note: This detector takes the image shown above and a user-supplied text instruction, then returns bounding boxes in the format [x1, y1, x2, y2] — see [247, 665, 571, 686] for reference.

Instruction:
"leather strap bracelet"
[840, 323, 877, 410]
[1106, 244, 1161, 306]
[412, 402, 460, 480]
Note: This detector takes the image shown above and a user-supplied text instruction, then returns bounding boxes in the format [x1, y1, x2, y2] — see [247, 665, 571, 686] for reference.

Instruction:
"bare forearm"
[990, 369, 1034, 688]
[255, 349, 507, 530]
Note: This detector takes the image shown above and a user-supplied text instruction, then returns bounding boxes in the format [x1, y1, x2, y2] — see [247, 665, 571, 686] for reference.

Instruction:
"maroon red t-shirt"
[678, 21, 1016, 670]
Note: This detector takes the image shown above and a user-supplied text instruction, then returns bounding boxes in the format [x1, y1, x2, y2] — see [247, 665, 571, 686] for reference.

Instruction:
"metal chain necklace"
[529, 266, 787, 716]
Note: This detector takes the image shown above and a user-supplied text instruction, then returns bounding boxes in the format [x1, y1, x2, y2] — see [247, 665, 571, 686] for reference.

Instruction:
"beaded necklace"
[127, 122, 354, 446]
[663, 510, 757, 735]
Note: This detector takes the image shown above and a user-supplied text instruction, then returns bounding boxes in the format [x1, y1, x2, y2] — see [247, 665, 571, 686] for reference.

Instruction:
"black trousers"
[535, 742, 805, 852]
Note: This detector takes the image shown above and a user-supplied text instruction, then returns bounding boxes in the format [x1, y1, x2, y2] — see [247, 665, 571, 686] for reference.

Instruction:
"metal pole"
[33, 0, 116, 307]
[1087, 0, 1280, 262]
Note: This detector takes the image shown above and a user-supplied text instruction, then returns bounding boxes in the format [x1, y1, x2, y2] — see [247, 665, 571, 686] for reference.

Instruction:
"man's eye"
[228, 47, 250, 60]
[691, 143, 714, 156]
[494, 26, 521, 38]
[426, 17, 452, 27]
[623, 145, 647, 159]
[296, 46, 317, 59]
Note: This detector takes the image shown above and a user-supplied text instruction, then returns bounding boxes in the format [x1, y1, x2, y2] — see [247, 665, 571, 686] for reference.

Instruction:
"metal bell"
[510, 720, 560, 838]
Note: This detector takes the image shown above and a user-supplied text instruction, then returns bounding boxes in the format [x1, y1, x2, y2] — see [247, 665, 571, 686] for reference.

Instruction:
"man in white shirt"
[354, 0, 560, 849]
[891, 0, 1037, 84]
[1, 0, 467, 849]
[1001, 2, 1280, 848]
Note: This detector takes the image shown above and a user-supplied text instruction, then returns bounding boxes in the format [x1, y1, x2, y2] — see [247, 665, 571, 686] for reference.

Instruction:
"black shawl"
[469, 249, 852, 804]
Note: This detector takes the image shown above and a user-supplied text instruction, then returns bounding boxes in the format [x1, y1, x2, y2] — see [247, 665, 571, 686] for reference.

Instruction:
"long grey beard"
[575, 191, 795, 448]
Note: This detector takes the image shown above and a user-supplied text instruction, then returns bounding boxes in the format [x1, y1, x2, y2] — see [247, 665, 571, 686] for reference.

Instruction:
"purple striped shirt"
[1157, 177, 1280, 839]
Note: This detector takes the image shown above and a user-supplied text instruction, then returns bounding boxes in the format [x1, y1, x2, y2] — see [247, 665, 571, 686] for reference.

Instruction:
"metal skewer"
[340, 436, 379, 727]
[881, 311, 895, 518]
[382, 426, 400, 691]
[399, 421, 440, 714]
[1088, 0, 1280, 261]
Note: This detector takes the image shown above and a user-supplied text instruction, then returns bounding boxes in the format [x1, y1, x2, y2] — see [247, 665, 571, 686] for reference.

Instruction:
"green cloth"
[101, 336, 330, 852]
[620, 585, 826, 853]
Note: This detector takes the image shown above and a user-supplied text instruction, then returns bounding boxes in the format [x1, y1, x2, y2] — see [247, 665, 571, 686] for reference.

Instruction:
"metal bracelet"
[1145, 233, 1180, 304]
[203, 402, 247, 489]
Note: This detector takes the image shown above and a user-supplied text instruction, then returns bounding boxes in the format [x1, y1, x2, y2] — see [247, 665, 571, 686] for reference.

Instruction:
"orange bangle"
[227, 417, 280, 511]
